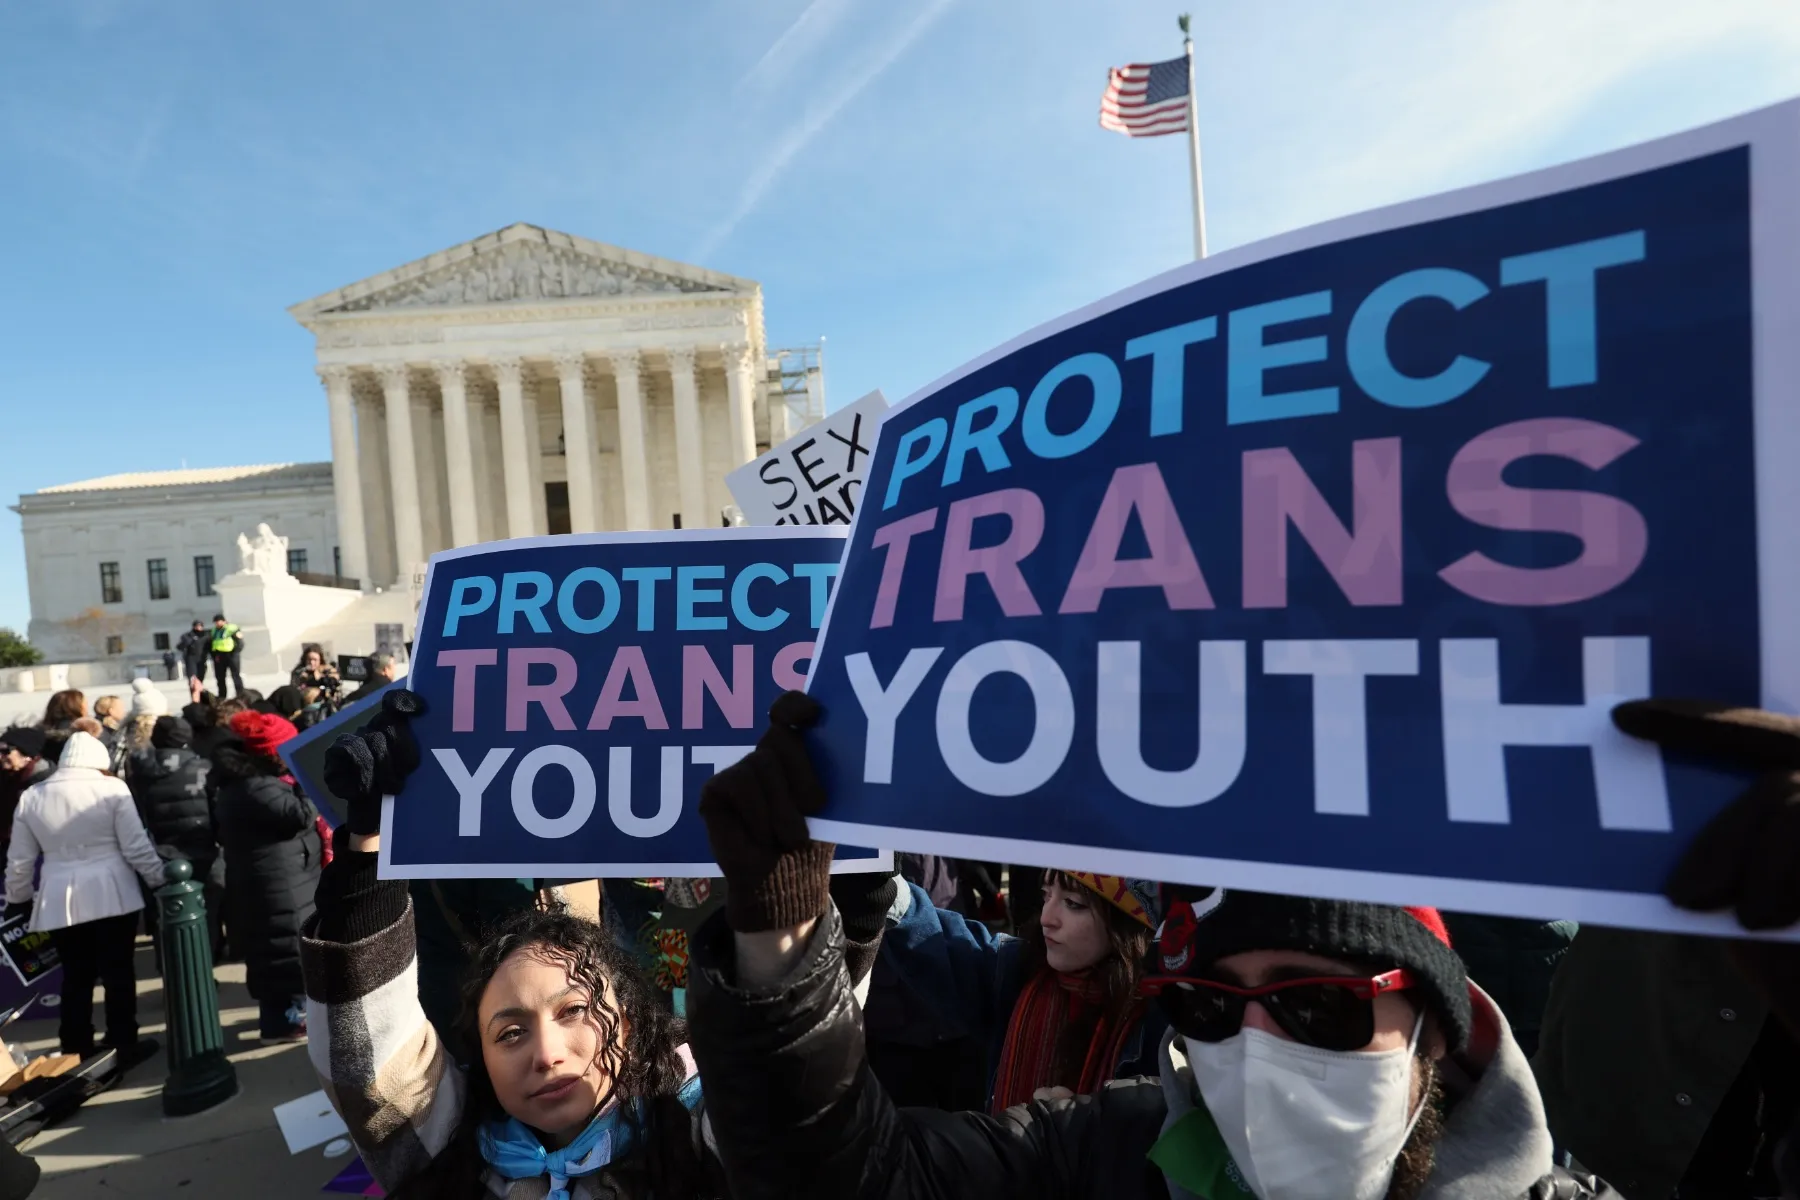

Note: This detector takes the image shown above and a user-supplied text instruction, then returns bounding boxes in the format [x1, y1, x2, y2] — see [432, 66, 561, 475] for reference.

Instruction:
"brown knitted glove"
[1613, 699, 1800, 930]
[698, 691, 836, 932]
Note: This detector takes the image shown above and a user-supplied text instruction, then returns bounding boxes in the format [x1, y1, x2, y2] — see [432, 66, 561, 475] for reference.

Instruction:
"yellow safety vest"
[211, 624, 239, 654]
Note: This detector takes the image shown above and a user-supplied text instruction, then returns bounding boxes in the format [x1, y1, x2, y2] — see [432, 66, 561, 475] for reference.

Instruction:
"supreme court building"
[15, 224, 822, 662]
[291, 222, 813, 589]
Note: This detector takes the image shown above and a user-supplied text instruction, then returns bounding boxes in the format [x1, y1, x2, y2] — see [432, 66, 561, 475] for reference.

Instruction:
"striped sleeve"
[301, 891, 466, 1191]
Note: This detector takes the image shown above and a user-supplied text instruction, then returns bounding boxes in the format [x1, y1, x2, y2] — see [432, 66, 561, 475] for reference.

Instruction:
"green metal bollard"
[156, 858, 239, 1116]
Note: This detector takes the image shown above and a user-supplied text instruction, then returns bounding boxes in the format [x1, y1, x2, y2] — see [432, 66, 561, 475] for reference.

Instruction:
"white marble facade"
[292, 223, 780, 588]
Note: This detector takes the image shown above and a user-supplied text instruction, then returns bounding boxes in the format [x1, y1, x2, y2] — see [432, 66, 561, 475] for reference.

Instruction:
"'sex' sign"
[804, 100, 1800, 939]
[728, 390, 887, 527]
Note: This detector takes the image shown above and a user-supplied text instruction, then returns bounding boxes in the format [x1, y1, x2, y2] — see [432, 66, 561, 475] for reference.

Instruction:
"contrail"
[739, 0, 854, 94]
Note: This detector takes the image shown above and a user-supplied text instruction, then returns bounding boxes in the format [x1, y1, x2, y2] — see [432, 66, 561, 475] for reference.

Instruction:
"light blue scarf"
[477, 1074, 703, 1200]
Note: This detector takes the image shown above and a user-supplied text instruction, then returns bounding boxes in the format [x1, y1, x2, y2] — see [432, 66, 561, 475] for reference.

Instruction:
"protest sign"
[0, 920, 57, 988]
[727, 390, 888, 526]
[279, 682, 402, 826]
[385, 527, 890, 878]
[805, 100, 1800, 937]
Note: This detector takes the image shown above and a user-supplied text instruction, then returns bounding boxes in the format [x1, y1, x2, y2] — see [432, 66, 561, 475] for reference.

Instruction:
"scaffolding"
[763, 341, 825, 446]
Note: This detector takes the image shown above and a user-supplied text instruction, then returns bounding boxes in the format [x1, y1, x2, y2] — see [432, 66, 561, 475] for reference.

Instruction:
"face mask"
[1184, 1012, 1425, 1200]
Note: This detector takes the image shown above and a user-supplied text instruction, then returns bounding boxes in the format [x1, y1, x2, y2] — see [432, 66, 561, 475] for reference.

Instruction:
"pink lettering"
[683, 644, 754, 729]
[869, 508, 939, 629]
[1242, 437, 1404, 609]
[772, 641, 814, 692]
[436, 648, 497, 732]
[933, 488, 1044, 622]
[1059, 462, 1212, 614]
[1439, 417, 1646, 606]
[505, 648, 577, 732]
[586, 645, 670, 730]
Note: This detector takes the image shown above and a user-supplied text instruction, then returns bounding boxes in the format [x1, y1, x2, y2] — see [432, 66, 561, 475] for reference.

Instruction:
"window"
[194, 555, 215, 597]
[546, 482, 571, 536]
[147, 557, 170, 600]
[105, 635, 124, 656]
[287, 548, 309, 575]
[99, 561, 122, 604]
[153, 632, 171, 651]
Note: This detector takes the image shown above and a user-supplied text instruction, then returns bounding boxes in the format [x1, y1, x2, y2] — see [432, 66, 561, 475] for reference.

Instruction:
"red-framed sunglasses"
[1140, 969, 1415, 1052]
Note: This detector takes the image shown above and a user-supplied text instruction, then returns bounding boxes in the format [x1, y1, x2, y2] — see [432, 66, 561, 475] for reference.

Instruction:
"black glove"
[697, 690, 835, 932]
[1613, 698, 1800, 929]
[830, 866, 900, 987]
[323, 689, 427, 837]
[2, 901, 29, 926]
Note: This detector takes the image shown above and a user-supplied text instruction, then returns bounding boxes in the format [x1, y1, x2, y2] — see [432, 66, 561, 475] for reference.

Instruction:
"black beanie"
[151, 716, 193, 750]
[1152, 888, 1473, 1053]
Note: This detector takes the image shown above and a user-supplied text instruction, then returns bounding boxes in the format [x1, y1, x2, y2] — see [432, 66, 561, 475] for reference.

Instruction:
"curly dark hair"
[389, 905, 709, 1199]
[1018, 869, 1153, 1087]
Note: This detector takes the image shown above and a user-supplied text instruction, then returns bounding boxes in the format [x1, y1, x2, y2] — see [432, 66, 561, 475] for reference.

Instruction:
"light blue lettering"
[1227, 290, 1337, 425]
[1124, 316, 1217, 436]
[730, 563, 790, 631]
[555, 567, 621, 634]
[442, 576, 497, 638]
[1022, 352, 1121, 458]
[942, 387, 1018, 487]
[1347, 268, 1492, 408]
[883, 417, 949, 510]
[620, 566, 672, 632]
[497, 572, 553, 635]
[1499, 230, 1646, 388]
[792, 561, 840, 629]
[676, 566, 727, 631]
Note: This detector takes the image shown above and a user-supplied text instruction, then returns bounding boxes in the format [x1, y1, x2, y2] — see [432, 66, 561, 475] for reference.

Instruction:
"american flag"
[1098, 56, 1189, 138]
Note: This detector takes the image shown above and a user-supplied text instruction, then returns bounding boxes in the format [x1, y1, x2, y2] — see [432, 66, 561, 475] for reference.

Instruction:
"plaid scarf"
[989, 967, 1142, 1113]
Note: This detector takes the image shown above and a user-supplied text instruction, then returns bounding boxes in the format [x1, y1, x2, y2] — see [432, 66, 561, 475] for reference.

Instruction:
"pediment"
[290, 224, 756, 320]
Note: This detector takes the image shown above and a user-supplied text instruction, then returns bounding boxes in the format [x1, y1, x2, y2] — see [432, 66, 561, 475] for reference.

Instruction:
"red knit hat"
[229, 711, 298, 762]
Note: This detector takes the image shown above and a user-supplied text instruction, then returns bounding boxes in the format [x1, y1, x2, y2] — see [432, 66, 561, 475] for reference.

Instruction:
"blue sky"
[2, 0, 1798, 635]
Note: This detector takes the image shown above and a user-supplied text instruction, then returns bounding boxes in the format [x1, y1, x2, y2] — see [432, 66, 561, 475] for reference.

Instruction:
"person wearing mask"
[680, 693, 1614, 1200]
[209, 614, 244, 700]
[127, 717, 223, 956]
[344, 652, 399, 704]
[212, 710, 319, 1042]
[3, 731, 164, 1069]
[862, 868, 1164, 1112]
[178, 621, 210, 704]
[0, 728, 51, 857]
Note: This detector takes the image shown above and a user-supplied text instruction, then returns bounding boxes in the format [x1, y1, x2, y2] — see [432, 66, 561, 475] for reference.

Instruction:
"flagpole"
[1180, 13, 1208, 259]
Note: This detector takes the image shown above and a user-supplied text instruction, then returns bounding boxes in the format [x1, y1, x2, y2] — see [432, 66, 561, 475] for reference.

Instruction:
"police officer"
[209, 613, 244, 699]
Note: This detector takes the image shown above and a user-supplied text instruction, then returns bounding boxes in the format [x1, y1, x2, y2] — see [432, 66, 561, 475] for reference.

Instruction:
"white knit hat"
[58, 731, 112, 772]
[130, 678, 169, 719]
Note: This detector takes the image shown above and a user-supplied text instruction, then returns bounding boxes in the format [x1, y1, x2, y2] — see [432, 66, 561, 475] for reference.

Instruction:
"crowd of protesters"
[1, 666, 1796, 1198]
[0, 680, 330, 1061]
[257, 687, 1799, 1200]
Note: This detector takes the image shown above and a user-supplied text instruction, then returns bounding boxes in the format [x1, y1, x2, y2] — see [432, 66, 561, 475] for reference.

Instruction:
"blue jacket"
[862, 882, 1168, 1112]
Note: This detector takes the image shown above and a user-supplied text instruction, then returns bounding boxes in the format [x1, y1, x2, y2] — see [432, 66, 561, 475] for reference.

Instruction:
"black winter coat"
[688, 908, 1621, 1200]
[212, 746, 320, 999]
[127, 746, 216, 870]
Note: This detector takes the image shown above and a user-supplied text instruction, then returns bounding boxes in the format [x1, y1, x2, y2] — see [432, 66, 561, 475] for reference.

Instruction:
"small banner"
[0, 918, 58, 987]
[384, 527, 889, 878]
[804, 101, 1800, 937]
[727, 390, 888, 526]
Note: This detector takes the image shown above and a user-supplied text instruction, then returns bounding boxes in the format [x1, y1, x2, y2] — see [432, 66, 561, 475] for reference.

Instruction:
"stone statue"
[236, 523, 290, 578]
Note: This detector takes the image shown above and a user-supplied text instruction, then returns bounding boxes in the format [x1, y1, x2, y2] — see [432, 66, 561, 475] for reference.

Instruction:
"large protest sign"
[805, 100, 1800, 937]
[727, 390, 887, 526]
[386, 527, 889, 878]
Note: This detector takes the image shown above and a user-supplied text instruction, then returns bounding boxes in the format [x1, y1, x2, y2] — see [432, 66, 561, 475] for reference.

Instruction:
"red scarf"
[989, 967, 1142, 1113]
